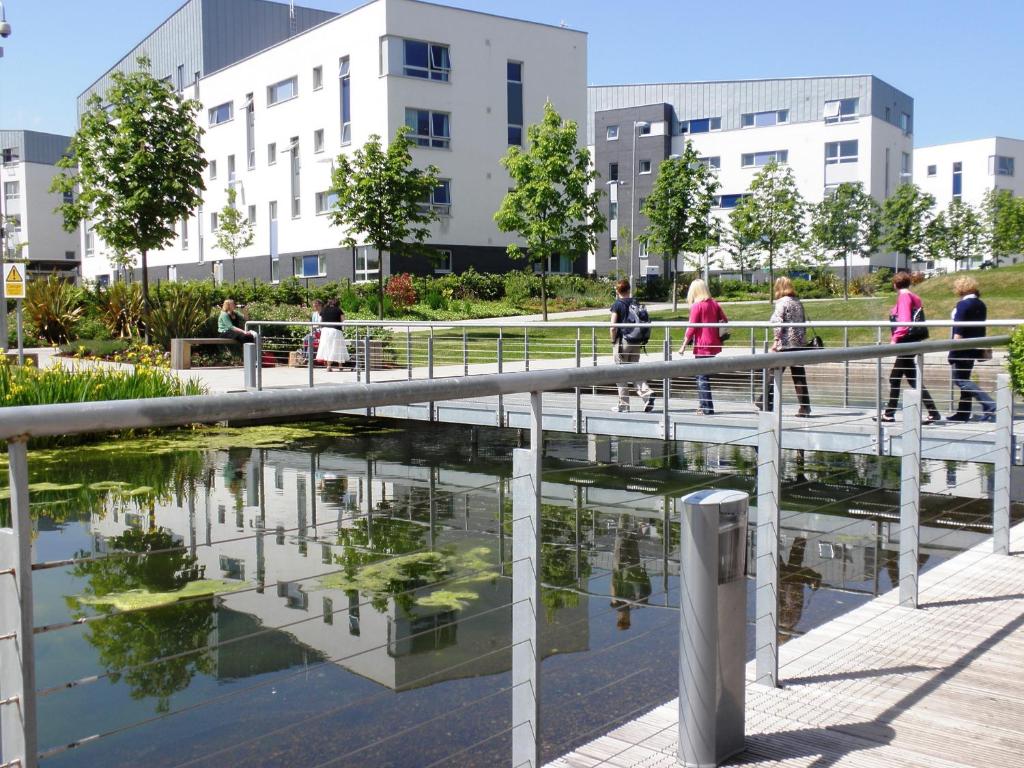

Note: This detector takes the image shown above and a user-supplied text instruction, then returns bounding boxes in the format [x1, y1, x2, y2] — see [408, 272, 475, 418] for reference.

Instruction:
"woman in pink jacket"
[880, 272, 941, 423]
[679, 279, 728, 415]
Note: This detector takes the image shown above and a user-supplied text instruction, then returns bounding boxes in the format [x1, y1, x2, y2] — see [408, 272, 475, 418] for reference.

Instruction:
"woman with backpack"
[679, 279, 728, 415]
[879, 271, 941, 423]
[757, 277, 811, 416]
[609, 279, 655, 413]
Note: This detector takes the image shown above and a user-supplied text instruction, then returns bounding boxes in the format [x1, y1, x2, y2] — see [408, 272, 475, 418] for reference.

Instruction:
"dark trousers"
[885, 354, 938, 417]
[220, 328, 256, 344]
[762, 349, 810, 410]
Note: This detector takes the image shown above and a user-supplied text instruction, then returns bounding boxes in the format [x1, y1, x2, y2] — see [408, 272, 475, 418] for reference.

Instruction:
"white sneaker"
[611, 405, 629, 413]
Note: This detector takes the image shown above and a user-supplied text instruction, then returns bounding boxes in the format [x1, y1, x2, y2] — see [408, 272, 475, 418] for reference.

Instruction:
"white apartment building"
[79, 0, 587, 285]
[587, 76, 915, 278]
[0, 130, 80, 274]
[915, 136, 1024, 268]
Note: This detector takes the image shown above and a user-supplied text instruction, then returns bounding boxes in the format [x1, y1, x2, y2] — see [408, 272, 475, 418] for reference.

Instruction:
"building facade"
[587, 76, 914, 278]
[914, 137, 1024, 268]
[79, 0, 588, 286]
[0, 130, 80, 273]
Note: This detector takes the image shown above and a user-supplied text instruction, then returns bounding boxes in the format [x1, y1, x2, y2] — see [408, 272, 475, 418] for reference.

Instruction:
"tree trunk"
[140, 249, 151, 343]
[671, 252, 678, 312]
[843, 252, 849, 301]
[231, 256, 237, 284]
[767, 247, 775, 303]
[540, 265, 548, 322]
[377, 244, 386, 321]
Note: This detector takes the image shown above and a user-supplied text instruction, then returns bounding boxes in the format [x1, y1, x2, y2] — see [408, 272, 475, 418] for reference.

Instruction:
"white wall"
[1, 161, 79, 265]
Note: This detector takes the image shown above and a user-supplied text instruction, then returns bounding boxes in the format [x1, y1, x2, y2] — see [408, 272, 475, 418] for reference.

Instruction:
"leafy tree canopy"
[214, 186, 255, 283]
[880, 182, 935, 270]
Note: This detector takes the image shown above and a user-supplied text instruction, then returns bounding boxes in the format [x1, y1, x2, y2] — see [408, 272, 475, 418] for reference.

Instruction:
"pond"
[5, 419, 1013, 768]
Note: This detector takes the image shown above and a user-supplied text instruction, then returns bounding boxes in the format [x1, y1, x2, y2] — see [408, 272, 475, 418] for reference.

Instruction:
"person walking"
[218, 299, 256, 344]
[316, 298, 350, 372]
[609, 279, 655, 413]
[947, 275, 995, 422]
[302, 299, 323, 363]
[759, 277, 811, 416]
[879, 272, 941, 423]
[679, 278, 727, 415]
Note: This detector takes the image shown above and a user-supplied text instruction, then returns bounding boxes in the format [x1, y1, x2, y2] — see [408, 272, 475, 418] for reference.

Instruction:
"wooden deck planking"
[547, 524, 1024, 768]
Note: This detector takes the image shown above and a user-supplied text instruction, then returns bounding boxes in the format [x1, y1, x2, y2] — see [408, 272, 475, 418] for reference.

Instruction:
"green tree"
[927, 199, 984, 272]
[880, 182, 935, 272]
[328, 128, 441, 320]
[721, 216, 763, 284]
[809, 183, 880, 299]
[729, 161, 805, 298]
[495, 102, 605, 320]
[638, 142, 719, 309]
[213, 186, 254, 283]
[51, 56, 206, 315]
[981, 188, 1024, 266]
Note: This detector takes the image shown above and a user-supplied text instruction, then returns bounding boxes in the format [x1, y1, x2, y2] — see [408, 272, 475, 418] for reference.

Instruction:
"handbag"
[804, 308, 824, 349]
[979, 348, 993, 361]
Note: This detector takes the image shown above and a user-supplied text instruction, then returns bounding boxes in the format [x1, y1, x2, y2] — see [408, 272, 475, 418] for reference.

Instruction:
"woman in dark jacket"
[947, 276, 995, 422]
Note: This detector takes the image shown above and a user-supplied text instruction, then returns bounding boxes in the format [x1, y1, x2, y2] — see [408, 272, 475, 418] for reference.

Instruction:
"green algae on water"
[73, 579, 247, 611]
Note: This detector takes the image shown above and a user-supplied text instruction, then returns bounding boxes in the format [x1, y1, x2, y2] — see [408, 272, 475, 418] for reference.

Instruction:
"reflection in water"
[610, 515, 651, 631]
[779, 537, 821, 637]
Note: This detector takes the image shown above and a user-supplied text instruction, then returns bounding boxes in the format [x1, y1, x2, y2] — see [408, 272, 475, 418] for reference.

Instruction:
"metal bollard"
[243, 343, 258, 390]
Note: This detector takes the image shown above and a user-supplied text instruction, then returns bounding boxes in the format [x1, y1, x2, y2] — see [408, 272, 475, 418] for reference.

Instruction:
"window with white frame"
[823, 98, 858, 123]
[609, 201, 618, 220]
[741, 109, 789, 128]
[339, 57, 351, 145]
[314, 129, 324, 154]
[268, 142, 276, 165]
[606, 125, 619, 141]
[209, 159, 217, 180]
[289, 137, 300, 218]
[900, 152, 912, 180]
[245, 93, 255, 169]
[824, 140, 858, 164]
[227, 154, 236, 182]
[267, 76, 298, 106]
[293, 253, 325, 278]
[638, 159, 652, 174]
[181, 218, 189, 249]
[680, 117, 721, 134]
[697, 156, 721, 170]
[713, 193, 748, 209]
[3, 181, 18, 199]
[741, 150, 788, 168]
[419, 179, 451, 216]
[405, 108, 450, 148]
[899, 112, 911, 134]
[208, 101, 233, 126]
[355, 246, 380, 282]
[247, 205, 256, 225]
[507, 60, 523, 147]
[213, 261, 224, 285]
[85, 225, 94, 255]
[637, 123, 652, 136]
[927, 164, 937, 177]
[312, 65, 323, 90]
[168, 265, 178, 282]
[402, 39, 451, 81]
[315, 190, 339, 214]
[271, 257, 280, 283]
[211, 212, 219, 231]
[434, 249, 453, 274]
[990, 155, 1015, 176]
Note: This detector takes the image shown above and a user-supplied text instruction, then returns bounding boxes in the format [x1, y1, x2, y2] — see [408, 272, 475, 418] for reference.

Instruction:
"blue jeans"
[695, 374, 713, 413]
[950, 359, 995, 418]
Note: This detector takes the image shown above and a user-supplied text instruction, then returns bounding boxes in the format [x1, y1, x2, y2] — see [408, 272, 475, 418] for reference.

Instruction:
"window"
[899, 112, 911, 134]
[680, 117, 721, 134]
[314, 129, 324, 154]
[348, 591, 360, 636]
[267, 76, 298, 106]
[181, 218, 189, 249]
[312, 65, 323, 90]
[269, 200, 278, 220]
[293, 253, 325, 277]
[65, 251, 76, 261]
[697, 156, 721, 170]
[952, 161, 962, 199]
[208, 101, 233, 126]
[609, 201, 618, 220]
[823, 98, 858, 123]
[405, 109, 450, 149]
[289, 138, 301, 217]
[176, 64, 185, 92]
[227, 154, 236, 182]
[419, 179, 451, 215]
[402, 39, 450, 81]
[3, 181, 18, 199]
[434, 249, 453, 274]
[927, 164, 937, 177]
[900, 152, 911, 180]
[741, 110, 788, 128]
[825, 140, 858, 164]
[339, 57, 351, 145]
[323, 596, 333, 625]
[990, 155, 1015, 176]
[355, 246, 380, 282]
[507, 60, 523, 146]
[638, 159, 652, 174]
[268, 142, 276, 165]
[315, 190, 339, 214]
[247, 205, 256, 225]
[209, 159, 217, 180]
[85, 226, 94, 255]
[210, 212, 219, 231]
[168, 265, 178, 282]
[1, 147, 18, 165]
[63, 190, 74, 204]
[606, 125, 619, 141]
[271, 257, 280, 283]
[637, 123, 652, 136]
[713, 193, 748, 209]
[608, 162, 619, 181]
[245, 93, 255, 169]
[741, 150, 788, 168]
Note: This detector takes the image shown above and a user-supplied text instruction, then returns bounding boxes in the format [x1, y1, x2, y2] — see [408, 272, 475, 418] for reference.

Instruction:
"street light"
[0, 1, 11, 38]
[629, 120, 650, 286]
[0, 0, 11, 348]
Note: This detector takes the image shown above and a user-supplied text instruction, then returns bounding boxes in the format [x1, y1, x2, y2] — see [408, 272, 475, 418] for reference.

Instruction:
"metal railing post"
[427, 335, 435, 423]
[365, 328, 373, 417]
[243, 342, 258, 391]
[463, 329, 469, 377]
[574, 333, 582, 434]
[876, 326, 884, 456]
[842, 327, 849, 408]
[662, 329, 671, 440]
[511, 391, 542, 768]
[1, 439, 38, 768]
[993, 374, 1012, 555]
[749, 328, 756, 404]
[524, 328, 530, 372]
[255, 329, 264, 391]
[406, 326, 413, 380]
[497, 331, 504, 427]
[755, 395, 782, 687]
[899, 389, 922, 608]
[307, 328, 314, 388]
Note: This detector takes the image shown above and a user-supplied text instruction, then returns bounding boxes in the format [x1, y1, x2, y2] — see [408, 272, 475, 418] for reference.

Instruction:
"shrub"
[424, 285, 447, 311]
[25, 275, 85, 344]
[385, 273, 417, 309]
[59, 338, 131, 359]
[503, 270, 536, 307]
[74, 317, 114, 342]
[96, 281, 145, 339]
[147, 283, 216, 348]
[849, 274, 878, 297]
[1009, 325, 1024, 399]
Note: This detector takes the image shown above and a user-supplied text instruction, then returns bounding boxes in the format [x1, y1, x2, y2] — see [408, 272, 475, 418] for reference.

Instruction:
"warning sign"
[4, 263, 25, 300]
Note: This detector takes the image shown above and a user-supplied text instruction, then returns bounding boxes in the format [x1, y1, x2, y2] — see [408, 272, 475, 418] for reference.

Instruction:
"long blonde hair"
[687, 279, 712, 304]
[221, 299, 236, 312]
[773, 276, 796, 300]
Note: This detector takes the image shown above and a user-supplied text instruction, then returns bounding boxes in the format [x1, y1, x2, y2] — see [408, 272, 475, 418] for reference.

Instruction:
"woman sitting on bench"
[218, 299, 257, 344]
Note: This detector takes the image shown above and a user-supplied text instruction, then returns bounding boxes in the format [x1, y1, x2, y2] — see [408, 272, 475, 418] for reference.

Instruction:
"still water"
[7, 419, 1010, 767]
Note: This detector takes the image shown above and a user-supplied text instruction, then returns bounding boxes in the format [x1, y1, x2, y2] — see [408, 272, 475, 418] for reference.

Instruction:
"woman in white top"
[315, 299, 350, 372]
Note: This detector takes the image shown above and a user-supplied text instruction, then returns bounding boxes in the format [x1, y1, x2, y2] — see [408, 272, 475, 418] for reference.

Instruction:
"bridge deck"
[546, 523, 1024, 767]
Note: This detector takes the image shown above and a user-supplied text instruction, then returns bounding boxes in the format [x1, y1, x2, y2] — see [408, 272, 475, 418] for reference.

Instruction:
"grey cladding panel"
[0, 130, 71, 166]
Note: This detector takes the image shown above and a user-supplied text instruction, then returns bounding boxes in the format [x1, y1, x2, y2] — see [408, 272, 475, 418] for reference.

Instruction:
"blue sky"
[1, 0, 1021, 146]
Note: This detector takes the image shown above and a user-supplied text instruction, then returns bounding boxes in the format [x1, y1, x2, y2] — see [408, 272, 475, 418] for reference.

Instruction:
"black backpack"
[622, 300, 652, 345]
[890, 305, 929, 342]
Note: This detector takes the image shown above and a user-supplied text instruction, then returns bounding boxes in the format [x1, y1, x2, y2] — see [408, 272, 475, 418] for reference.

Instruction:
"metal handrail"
[0, 337, 1006, 441]
[246, 318, 1020, 330]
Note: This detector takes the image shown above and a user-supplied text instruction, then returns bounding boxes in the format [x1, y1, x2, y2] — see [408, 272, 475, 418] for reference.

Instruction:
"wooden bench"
[170, 338, 239, 370]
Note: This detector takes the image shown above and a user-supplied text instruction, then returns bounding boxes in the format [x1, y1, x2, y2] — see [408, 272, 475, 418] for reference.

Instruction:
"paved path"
[546, 522, 1024, 767]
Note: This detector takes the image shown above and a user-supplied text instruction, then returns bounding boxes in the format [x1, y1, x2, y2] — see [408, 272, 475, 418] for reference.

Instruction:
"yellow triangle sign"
[6, 265, 20, 283]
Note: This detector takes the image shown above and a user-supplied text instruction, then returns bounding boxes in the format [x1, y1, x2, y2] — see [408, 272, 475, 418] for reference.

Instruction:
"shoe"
[923, 413, 942, 424]
[752, 399, 765, 412]
[796, 408, 812, 418]
[644, 396, 656, 414]
[696, 408, 715, 416]
[978, 412, 996, 423]
[611, 405, 629, 413]
[873, 414, 895, 423]
[946, 413, 970, 423]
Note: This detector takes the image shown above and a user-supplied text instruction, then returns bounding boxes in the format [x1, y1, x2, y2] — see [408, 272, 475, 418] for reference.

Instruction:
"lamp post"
[629, 120, 650, 286]
[0, 0, 12, 348]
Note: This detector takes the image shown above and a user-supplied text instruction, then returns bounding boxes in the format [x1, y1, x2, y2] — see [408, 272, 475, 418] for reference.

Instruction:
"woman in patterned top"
[759, 277, 811, 416]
